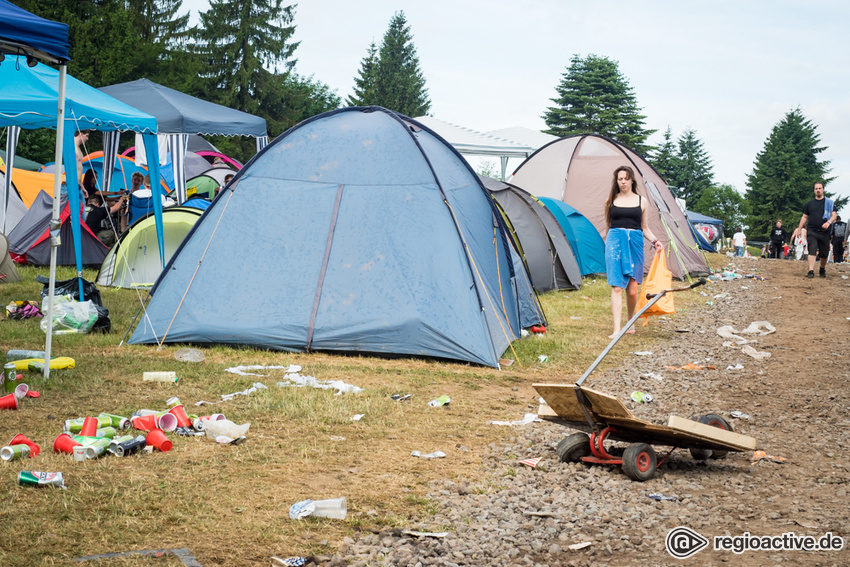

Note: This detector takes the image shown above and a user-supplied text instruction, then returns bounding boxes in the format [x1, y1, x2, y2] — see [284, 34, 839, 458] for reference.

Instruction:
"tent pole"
[44, 63, 68, 380]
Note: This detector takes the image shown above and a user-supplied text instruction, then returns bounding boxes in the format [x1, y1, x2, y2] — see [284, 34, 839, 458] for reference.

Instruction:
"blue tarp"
[130, 107, 543, 367]
[0, 0, 70, 63]
[539, 197, 606, 276]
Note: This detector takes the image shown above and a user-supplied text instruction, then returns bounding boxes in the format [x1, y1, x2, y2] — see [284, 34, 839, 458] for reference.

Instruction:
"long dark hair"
[604, 165, 637, 227]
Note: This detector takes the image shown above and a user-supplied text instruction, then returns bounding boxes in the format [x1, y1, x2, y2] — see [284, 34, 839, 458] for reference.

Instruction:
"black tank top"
[610, 196, 642, 230]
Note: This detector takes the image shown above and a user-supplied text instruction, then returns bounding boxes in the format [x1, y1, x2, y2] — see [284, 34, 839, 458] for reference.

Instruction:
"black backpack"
[833, 221, 847, 240]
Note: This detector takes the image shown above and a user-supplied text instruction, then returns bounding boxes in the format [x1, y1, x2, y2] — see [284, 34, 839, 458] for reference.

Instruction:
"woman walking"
[604, 166, 664, 339]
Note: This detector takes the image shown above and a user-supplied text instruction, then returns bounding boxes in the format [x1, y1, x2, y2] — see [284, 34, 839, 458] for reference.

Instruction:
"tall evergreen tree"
[542, 54, 655, 155]
[347, 42, 378, 107]
[191, 0, 299, 117]
[669, 128, 714, 206]
[649, 126, 678, 190]
[744, 107, 842, 239]
[348, 12, 430, 116]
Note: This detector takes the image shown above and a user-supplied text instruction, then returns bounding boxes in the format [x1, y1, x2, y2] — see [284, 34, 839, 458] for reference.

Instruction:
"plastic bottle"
[6, 350, 46, 362]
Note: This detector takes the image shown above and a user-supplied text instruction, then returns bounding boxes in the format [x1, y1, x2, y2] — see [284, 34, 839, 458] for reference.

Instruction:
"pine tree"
[744, 107, 843, 239]
[347, 42, 378, 107]
[191, 0, 299, 117]
[649, 126, 678, 190]
[348, 12, 430, 116]
[542, 54, 655, 154]
[670, 128, 714, 206]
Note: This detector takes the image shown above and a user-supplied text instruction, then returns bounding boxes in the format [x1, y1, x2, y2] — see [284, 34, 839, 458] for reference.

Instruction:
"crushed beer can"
[18, 471, 66, 489]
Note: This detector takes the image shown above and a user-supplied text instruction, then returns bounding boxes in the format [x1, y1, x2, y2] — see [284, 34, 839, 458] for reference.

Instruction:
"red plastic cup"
[145, 429, 172, 452]
[0, 393, 18, 411]
[80, 416, 99, 437]
[53, 432, 82, 454]
[131, 414, 157, 432]
[168, 404, 192, 428]
[9, 434, 40, 457]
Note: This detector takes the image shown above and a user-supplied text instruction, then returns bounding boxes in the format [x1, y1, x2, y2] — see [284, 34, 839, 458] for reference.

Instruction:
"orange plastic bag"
[637, 250, 674, 325]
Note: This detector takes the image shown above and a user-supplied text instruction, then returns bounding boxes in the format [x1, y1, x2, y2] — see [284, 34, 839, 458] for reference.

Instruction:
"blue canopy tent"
[0, 7, 161, 376]
[538, 197, 606, 276]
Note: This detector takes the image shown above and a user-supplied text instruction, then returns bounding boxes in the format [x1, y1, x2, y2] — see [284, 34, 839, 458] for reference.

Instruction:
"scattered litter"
[640, 372, 663, 381]
[391, 394, 411, 401]
[203, 418, 250, 440]
[730, 411, 750, 420]
[713, 293, 728, 299]
[520, 329, 529, 338]
[664, 363, 716, 370]
[673, 328, 691, 333]
[524, 511, 555, 517]
[519, 457, 542, 468]
[741, 285, 749, 290]
[174, 348, 205, 362]
[329, 436, 346, 441]
[403, 530, 449, 538]
[350, 414, 365, 422]
[752, 450, 786, 464]
[277, 373, 363, 395]
[570, 316, 582, 320]
[17, 471, 66, 489]
[428, 395, 451, 407]
[271, 556, 310, 567]
[5, 301, 42, 319]
[489, 413, 541, 426]
[630, 391, 653, 403]
[499, 358, 514, 367]
[143, 371, 177, 383]
[530, 325, 546, 334]
[634, 351, 653, 356]
[793, 520, 819, 529]
[226, 364, 301, 376]
[647, 492, 679, 501]
[742, 345, 771, 359]
[411, 450, 446, 459]
[195, 382, 267, 405]
[726, 363, 744, 370]
[537, 355, 549, 363]
[582, 296, 592, 301]
[568, 541, 592, 551]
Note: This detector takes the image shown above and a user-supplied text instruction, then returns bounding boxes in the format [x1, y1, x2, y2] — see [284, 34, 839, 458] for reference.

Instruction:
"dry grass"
[0, 260, 719, 566]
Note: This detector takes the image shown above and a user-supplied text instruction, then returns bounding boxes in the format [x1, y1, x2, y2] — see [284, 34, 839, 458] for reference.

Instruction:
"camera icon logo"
[666, 526, 709, 559]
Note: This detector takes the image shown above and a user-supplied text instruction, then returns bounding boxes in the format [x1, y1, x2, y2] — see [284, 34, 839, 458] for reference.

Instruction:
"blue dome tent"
[129, 107, 543, 368]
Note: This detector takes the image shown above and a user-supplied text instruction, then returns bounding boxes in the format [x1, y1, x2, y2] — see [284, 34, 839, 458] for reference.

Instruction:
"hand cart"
[533, 279, 757, 481]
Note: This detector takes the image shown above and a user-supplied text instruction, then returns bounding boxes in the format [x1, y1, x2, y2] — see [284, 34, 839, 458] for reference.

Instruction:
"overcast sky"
[183, 0, 849, 203]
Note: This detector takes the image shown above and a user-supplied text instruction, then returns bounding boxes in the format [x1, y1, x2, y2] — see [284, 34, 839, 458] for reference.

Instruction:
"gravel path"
[315, 257, 850, 567]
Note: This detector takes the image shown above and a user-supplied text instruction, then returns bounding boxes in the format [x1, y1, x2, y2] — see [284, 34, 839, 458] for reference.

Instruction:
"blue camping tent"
[686, 210, 723, 252]
[129, 107, 543, 367]
[0, 0, 69, 63]
[538, 197, 606, 276]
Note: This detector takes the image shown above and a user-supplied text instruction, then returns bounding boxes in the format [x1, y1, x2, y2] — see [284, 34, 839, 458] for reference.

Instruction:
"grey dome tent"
[129, 107, 544, 368]
[479, 175, 582, 292]
[511, 134, 709, 280]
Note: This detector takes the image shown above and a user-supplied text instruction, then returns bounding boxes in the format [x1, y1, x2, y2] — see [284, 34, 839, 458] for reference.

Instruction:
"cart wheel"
[556, 433, 591, 463]
[696, 413, 733, 460]
[622, 443, 657, 481]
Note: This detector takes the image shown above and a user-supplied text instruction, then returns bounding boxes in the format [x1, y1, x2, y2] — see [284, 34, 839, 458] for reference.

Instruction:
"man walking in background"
[768, 219, 788, 259]
[831, 215, 846, 263]
[797, 182, 836, 278]
[732, 226, 747, 257]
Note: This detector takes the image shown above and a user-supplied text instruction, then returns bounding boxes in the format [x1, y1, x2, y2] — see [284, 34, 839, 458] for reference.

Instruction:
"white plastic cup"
[13, 383, 28, 399]
[309, 497, 347, 520]
[73, 445, 86, 462]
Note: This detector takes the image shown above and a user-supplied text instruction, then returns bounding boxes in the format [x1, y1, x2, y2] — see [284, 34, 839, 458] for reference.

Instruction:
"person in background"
[760, 244, 768, 258]
[732, 226, 747, 257]
[74, 129, 90, 182]
[797, 182, 836, 278]
[831, 214, 847, 264]
[768, 220, 788, 259]
[603, 165, 663, 340]
[85, 192, 125, 247]
[81, 168, 101, 200]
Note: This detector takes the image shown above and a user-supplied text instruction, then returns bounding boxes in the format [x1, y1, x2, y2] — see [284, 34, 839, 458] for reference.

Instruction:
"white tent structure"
[413, 116, 541, 180]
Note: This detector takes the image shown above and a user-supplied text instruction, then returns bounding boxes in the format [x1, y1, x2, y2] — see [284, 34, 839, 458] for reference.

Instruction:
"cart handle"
[575, 278, 707, 388]
[646, 277, 706, 300]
